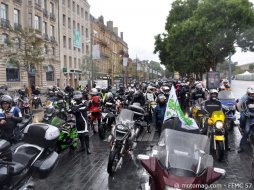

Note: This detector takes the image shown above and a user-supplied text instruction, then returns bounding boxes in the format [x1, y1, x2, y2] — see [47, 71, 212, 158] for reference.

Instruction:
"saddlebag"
[128, 104, 145, 120]
[23, 123, 60, 149]
[32, 151, 59, 179]
[0, 139, 12, 161]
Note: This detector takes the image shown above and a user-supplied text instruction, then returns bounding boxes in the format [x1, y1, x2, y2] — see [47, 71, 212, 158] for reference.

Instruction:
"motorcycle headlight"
[215, 121, 224, 130]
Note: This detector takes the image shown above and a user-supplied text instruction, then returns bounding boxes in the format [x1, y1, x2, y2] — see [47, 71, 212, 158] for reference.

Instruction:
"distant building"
[237, 62, 254, 71]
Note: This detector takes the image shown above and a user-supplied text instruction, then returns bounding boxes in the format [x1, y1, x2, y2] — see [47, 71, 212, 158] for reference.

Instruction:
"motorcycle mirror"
[214, 167, 226, 176]
[137, 154, 150, 160]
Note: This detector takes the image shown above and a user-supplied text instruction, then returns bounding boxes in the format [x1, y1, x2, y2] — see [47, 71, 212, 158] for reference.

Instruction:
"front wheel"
[107, 148, 119, 175]
[98, 123, 106, 140]
[215, 141, 224, 161]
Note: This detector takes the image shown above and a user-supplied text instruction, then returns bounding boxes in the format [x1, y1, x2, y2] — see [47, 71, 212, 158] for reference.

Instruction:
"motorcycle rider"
[190, 83, 206, 105]
[203, 89, 230, 150]
[237, 86, 254, 153]
[154, 94, 167, 135]
[131, 90, 146, 106]
[101, 87, 108, 102]
[70, 93, 91, 154]
[219, 79, 231, 91]
[88, 88, 102, 133]
[0, 95, 23, 144]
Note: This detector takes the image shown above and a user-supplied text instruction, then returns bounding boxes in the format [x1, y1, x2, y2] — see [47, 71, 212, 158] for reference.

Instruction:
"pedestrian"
[154, 94, 167, 136]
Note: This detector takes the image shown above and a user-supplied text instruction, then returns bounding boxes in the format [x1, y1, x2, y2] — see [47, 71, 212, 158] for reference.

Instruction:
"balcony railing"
[43, 9, 48, 18]
[35, 29, 41, 34]
[13, 0, 22, 5]
[43, 33, 49, 41]
[0, 19, 11, 29]
[50, 13, 56, 21]
[14, 23, 22, 32]
[35, 3, 42, 10]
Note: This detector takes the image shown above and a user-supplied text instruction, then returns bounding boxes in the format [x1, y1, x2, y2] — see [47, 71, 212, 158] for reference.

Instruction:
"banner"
[92, 45, 100, 60]
[73, 31, 81, 48]
[207, 71, 220, 89]
[164, 86, 199, 130]
[123, 57, 128, 67]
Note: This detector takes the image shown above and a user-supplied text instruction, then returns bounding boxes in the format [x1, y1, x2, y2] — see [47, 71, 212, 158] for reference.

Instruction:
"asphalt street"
[34, 80, 254, 190]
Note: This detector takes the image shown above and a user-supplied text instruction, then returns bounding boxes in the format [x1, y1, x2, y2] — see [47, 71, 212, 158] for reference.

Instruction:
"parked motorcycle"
[43, 100, 55, 123]
[107, 109, 137, 175]
[20, 96, 32, 117]
[0, 123, 60, 190]
[32, 94, 41, 109]
[138, 128, 225, 190]
[98, 102, 116, 140]
[218, 90, 236, 131]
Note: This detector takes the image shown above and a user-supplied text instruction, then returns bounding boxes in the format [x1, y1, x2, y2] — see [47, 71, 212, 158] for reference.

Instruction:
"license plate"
[214, 135, 224, 141]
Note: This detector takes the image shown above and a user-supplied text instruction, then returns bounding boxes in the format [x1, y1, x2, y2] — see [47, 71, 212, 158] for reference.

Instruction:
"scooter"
[0, 123, 60, 190]
[138, 128, 225, 190]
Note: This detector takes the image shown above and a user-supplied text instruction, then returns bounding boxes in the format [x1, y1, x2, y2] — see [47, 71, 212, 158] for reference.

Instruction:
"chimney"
[120, 32, 123, 40]
[107, 21, 113, 31]
[113, 27, 118, 36]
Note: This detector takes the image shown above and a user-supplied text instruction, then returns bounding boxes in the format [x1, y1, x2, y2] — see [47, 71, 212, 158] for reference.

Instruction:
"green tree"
[249, 64, 254, 71]
[154, 0, 254, 74]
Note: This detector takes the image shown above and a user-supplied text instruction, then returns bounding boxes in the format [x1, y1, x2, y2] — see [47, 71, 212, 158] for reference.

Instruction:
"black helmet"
[1, 95, 13, 105]
[73, 93, 83, 103]
[57, 90, 65, 99]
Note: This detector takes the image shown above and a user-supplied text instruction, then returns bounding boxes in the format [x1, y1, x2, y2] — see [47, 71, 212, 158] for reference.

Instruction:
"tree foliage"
[154, 0, 254, 76]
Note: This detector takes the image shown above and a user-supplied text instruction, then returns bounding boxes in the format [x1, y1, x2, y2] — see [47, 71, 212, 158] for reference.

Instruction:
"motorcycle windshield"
[116, 109, 134, 123]
[155, 129, 213, 176]
[218, 91, 235, 101]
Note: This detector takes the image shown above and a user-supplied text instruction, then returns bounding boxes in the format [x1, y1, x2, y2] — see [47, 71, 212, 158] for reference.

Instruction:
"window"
[6, 59, 20, 82]
[82, 43, 84, 53]
[63, 14, 66, 26]
[81, 8, 84, 18]
[63, 36, 66, 48]
[81, 26, 84, 35]
[14, 9, 20, 24]
[50, 2, 54, 14]
[50, 25, 54, 37]
[43, 0, 47, 9]
[85, 11, 88, 21]
[28, 13, 32, 28]
[69, 56, 72, 68]
[63, 0, 65, 5]
[85, 28, 88, 38]
[42, 22, 47, 34]
[68, 17, 71, 28]
[73, 21, 75, 30]
[64, 55, 67, 67]
[77, 5, 79, 15]
[68, 38, 71, 49]
[0, 3, 8, 20]
[78, 59, 81, 69]
[72, 1, 75, 12]
[68, 0, 71, 8]
[46, 65, 54, 81]
[77, 23, 80, 32]
[74, 58, 76, 68]
[44, 45, 48, 54]
[35, 0, 41, 5]
[34, 15, 40, 30]
[52, 47, 55, 55]
[14, 38, 21, 48]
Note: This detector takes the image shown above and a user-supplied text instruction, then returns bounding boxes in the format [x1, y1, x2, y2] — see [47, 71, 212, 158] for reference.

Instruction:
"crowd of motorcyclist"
[0, 77, 253, 159]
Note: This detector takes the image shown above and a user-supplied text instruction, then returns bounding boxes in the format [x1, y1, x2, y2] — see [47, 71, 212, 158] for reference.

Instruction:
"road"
[35, 80, 254, 190]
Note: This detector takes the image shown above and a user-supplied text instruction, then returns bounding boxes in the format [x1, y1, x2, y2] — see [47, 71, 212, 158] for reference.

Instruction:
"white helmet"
[90, 88, 98, 95]
[95, 86, 101, 93]
[209, 89, 218, 100]
[247, 86, 254, 100]
[161, 86, 170, 94]
[147, 86, 156, 93]
[196, 83, 202, 90]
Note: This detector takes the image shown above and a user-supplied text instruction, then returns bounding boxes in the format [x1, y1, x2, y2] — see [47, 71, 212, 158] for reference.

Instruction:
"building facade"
[0, 0, 60, 89]
[59, 0, 90, 89]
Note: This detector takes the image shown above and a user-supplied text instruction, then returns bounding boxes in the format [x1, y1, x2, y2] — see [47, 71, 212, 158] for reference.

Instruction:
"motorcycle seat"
[8, 162, 24, 176]
[12, 147, 40, 170]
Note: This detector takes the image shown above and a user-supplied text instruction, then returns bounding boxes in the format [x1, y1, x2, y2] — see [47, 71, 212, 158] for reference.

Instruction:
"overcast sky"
[89, 0, 254, 66]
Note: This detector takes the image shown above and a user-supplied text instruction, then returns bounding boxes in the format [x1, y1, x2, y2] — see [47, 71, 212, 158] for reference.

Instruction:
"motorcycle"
[43, 100, 55, 123]
[107, 109, 137, 175]
[0, 123, 60, 190]
[32, 94, 41, 109]
[50, 109, 78, 153]
[138, 128, 225, 190]
[98, 102, 116, 140]
[20, 97, 32, 117]
[190, 98, 204, 127]
[218, 90, 236, 131]
[200, 109, 226, 161]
